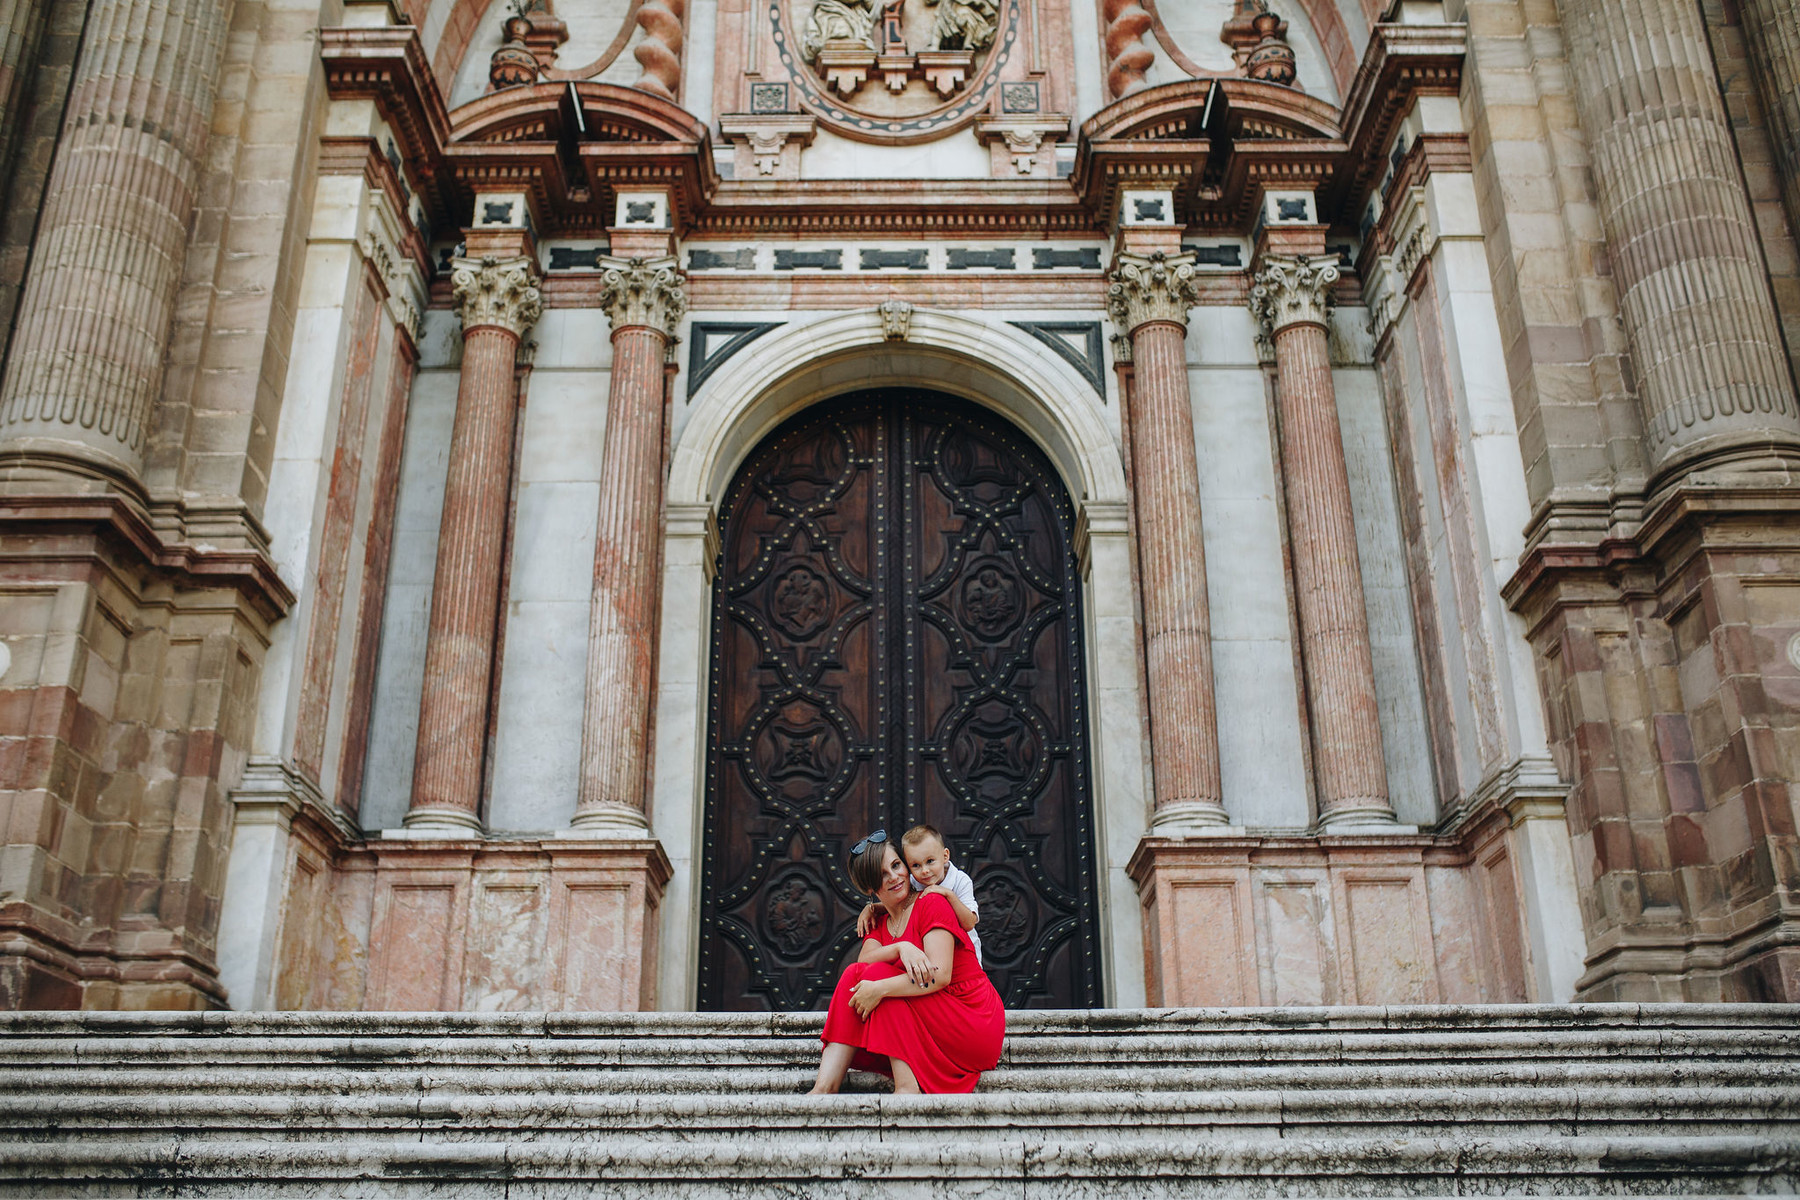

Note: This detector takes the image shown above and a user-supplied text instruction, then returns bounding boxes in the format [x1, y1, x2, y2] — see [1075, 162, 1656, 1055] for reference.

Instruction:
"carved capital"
[599, 255, 687, 336]
[1106, 251, 1200, 334]
[1250, 254, 1339, 335]
[451, 255, 543, 338]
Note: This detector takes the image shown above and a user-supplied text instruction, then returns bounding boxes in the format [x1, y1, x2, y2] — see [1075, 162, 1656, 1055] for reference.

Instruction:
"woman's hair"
[848, 838, 891, 896]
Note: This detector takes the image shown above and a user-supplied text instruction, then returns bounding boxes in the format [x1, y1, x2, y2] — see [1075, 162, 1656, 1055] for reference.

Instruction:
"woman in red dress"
[809, 831, 1006, 1095]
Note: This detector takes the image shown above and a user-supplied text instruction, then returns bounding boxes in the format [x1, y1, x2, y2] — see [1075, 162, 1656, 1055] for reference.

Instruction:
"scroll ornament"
[1106, 251, 1201, 334]
[1249, 254, 1339, 335]
[599, 256, 689, 335]
[451, 255, 544, 338]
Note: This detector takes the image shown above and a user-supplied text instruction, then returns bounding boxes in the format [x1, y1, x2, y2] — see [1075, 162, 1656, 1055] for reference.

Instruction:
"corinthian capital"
[1250, 254, 1339, 335]
[451, 255, 544, 338]
[599, 256, 687, 336]
[1106, 251, 1201, 335]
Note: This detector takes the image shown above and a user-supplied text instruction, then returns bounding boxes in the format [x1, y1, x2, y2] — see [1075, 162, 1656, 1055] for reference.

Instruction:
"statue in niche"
[803, 0, 876, 60]
[925, 0, 998, 52]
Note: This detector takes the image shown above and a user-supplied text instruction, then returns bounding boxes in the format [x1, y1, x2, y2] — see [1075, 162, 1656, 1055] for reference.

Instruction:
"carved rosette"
[1106, 251, 1201, 335]
[1249, 254, 1339, 336]
[599, 255, 688, 336]
[451, 255, 544, 338]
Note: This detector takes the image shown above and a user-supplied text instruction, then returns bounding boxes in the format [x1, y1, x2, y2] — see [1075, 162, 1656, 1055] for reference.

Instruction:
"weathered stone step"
[10, 1085, 1797, 1141]
[9, 1057, 1796, 1098]
[2, 1133, 1795, 1198]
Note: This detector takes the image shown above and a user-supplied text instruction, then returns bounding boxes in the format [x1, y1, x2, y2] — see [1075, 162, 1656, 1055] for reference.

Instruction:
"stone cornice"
[598, 256, 687, 336]
[1106, 251, 1201, 334]
[451, 256, 544, 338]
[0, 493, 294, 621]
[319, 26, 453, 233]
[1250, 254, 1339, 334]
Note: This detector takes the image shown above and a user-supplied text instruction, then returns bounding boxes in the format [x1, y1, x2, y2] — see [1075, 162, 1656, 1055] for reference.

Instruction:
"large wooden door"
[697, 390, 1102, 1010]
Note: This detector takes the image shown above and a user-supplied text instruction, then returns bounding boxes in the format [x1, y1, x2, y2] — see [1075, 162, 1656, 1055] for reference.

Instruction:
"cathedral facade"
[1, 0, 1798, 1014]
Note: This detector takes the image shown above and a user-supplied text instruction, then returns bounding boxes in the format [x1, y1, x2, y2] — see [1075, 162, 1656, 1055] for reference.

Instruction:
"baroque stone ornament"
[451, 255, 544, 338]
[879, 297, 914, 340]
[1250, 254, 1339, 335]
[598, 256, 688, 335]
[1106, 251, 1201, 333]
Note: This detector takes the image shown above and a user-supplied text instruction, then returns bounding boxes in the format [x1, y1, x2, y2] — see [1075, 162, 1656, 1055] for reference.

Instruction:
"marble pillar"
[1739, 0, 1800, 241]
[572, 256, 687, 832]
[405, 255, 542, 832]
[1560, 0, 1800, 477]
[1252, 254, 1395, 828]
[0, 0, 233, 484]
[1106, 251, 1228, 829]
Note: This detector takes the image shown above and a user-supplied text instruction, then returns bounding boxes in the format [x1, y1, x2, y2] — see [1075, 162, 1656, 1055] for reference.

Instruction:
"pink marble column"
[1107, 251, 1228, 828]
[1252, 254, 1395, 828]
[405, 255, 542, 832]
[572, 257, 687, 832]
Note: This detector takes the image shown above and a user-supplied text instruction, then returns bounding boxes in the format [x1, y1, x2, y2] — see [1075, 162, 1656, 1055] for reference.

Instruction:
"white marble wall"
[486, 310, 613, 831]
[1186, 306, 1311, 828]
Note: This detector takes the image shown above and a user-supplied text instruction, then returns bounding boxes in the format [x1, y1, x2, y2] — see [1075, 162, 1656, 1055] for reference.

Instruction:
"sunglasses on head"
[851, 830, 888, 856]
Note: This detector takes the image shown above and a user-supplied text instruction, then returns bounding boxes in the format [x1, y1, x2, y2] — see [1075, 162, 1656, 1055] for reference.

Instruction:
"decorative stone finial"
[878, 298, 913, 340]
[1249, 254, 1339, 335]
[1106, 251, 1201, 334]
[598, 256, 687, 335]
[451, 255, 544, 337]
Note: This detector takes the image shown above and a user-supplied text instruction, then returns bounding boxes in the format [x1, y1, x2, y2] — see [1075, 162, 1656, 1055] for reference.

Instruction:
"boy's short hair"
[901, 824, 947, 852]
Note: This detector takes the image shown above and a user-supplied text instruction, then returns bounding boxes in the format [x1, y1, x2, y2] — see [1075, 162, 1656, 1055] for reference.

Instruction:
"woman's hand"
[896, 942, 934, 987]
[849, 976, 888, 1019]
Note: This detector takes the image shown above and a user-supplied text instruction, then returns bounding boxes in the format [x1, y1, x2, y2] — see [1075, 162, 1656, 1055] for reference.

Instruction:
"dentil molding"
[1250, 254, 1339, 335]
[599, 256, 688, 336]
[451, 255, 544, 338]
[1105, 251, 1201, 334]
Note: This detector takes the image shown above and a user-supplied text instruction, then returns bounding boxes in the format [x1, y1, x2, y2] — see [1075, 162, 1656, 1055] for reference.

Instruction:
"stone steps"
[3, 1004, 1798, 1196]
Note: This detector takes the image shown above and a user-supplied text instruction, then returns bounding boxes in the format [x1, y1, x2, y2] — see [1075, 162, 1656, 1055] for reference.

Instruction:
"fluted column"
[405, 256, 542, 832]
[1560, 0, 1800, 477]
[572, 257, 686, 832]
[1252, 255, 1395, 828]
[1740, 0, 1800, 241]
[1107, 252, 1228, 828]
[0, 0, 233, 483]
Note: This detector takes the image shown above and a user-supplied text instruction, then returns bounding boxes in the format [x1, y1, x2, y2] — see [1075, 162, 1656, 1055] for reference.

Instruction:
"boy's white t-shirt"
[912, 861, 983, 965]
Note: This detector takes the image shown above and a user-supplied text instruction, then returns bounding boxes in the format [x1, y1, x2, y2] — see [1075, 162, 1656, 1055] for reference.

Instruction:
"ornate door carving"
[698, 390, 1102, 1010]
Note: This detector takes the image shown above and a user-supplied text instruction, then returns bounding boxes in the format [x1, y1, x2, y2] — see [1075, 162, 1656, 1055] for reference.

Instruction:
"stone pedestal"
[1252, 254, 1395, 829]
[406, 255, 542, 833]
[1560, 0, 1800, 478]
[1106, 252, 1228, 830]
[573, 257, 687, 833]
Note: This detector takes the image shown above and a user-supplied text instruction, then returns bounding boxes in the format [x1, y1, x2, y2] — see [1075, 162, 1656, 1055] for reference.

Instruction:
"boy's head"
[901, 824, 951, 886]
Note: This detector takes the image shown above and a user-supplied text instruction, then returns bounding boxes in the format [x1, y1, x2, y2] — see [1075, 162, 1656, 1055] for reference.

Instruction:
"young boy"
[856, 823, 982, 965]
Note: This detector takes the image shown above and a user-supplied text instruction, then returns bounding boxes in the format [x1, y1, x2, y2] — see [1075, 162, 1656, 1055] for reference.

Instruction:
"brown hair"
[901, 824, 947, 853]
[848, 838, 892, 895]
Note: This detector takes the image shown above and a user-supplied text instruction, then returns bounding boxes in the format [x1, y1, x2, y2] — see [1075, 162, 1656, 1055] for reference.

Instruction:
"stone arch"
[669, 309, 1129, 512]
[653, 310, 1149, 1012]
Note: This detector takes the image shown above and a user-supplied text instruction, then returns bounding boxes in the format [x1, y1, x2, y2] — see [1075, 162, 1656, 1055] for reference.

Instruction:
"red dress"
[820, 891, 1006, 1093]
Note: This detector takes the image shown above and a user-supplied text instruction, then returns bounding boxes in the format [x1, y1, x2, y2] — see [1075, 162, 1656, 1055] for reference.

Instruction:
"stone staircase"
[2, 1004, 1797, 1196]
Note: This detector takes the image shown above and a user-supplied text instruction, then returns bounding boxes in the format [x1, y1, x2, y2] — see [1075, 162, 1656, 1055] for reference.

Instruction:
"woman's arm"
[858, 933, 934, 985]
[850, 928, 956, 1015]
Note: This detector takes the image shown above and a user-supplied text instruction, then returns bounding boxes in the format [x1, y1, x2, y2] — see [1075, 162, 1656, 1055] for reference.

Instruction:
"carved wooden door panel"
[698, 390, 1102, 1011]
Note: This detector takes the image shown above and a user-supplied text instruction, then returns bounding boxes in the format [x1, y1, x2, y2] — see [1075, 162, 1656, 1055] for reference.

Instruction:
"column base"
[564, 802, 652, 837]
[1148, 801, 1235, 835]
[1317, 803, 1411, 833]
[396, 807, 485, 837]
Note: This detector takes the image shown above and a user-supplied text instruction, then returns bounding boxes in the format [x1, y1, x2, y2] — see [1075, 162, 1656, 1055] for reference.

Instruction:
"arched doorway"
[696, 389, 1104, 1011]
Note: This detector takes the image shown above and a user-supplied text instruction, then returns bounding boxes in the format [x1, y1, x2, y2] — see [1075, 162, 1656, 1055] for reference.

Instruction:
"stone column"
[1252, 254, 1395, 828]
[1739, 0, 1800, 241]
[0, 0, 233, 484]
[404, 256, 542, 832]
[1559, 0, 1800, 477]
[1106, 251, 1228, 829]
[572, 256, 687, 832]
